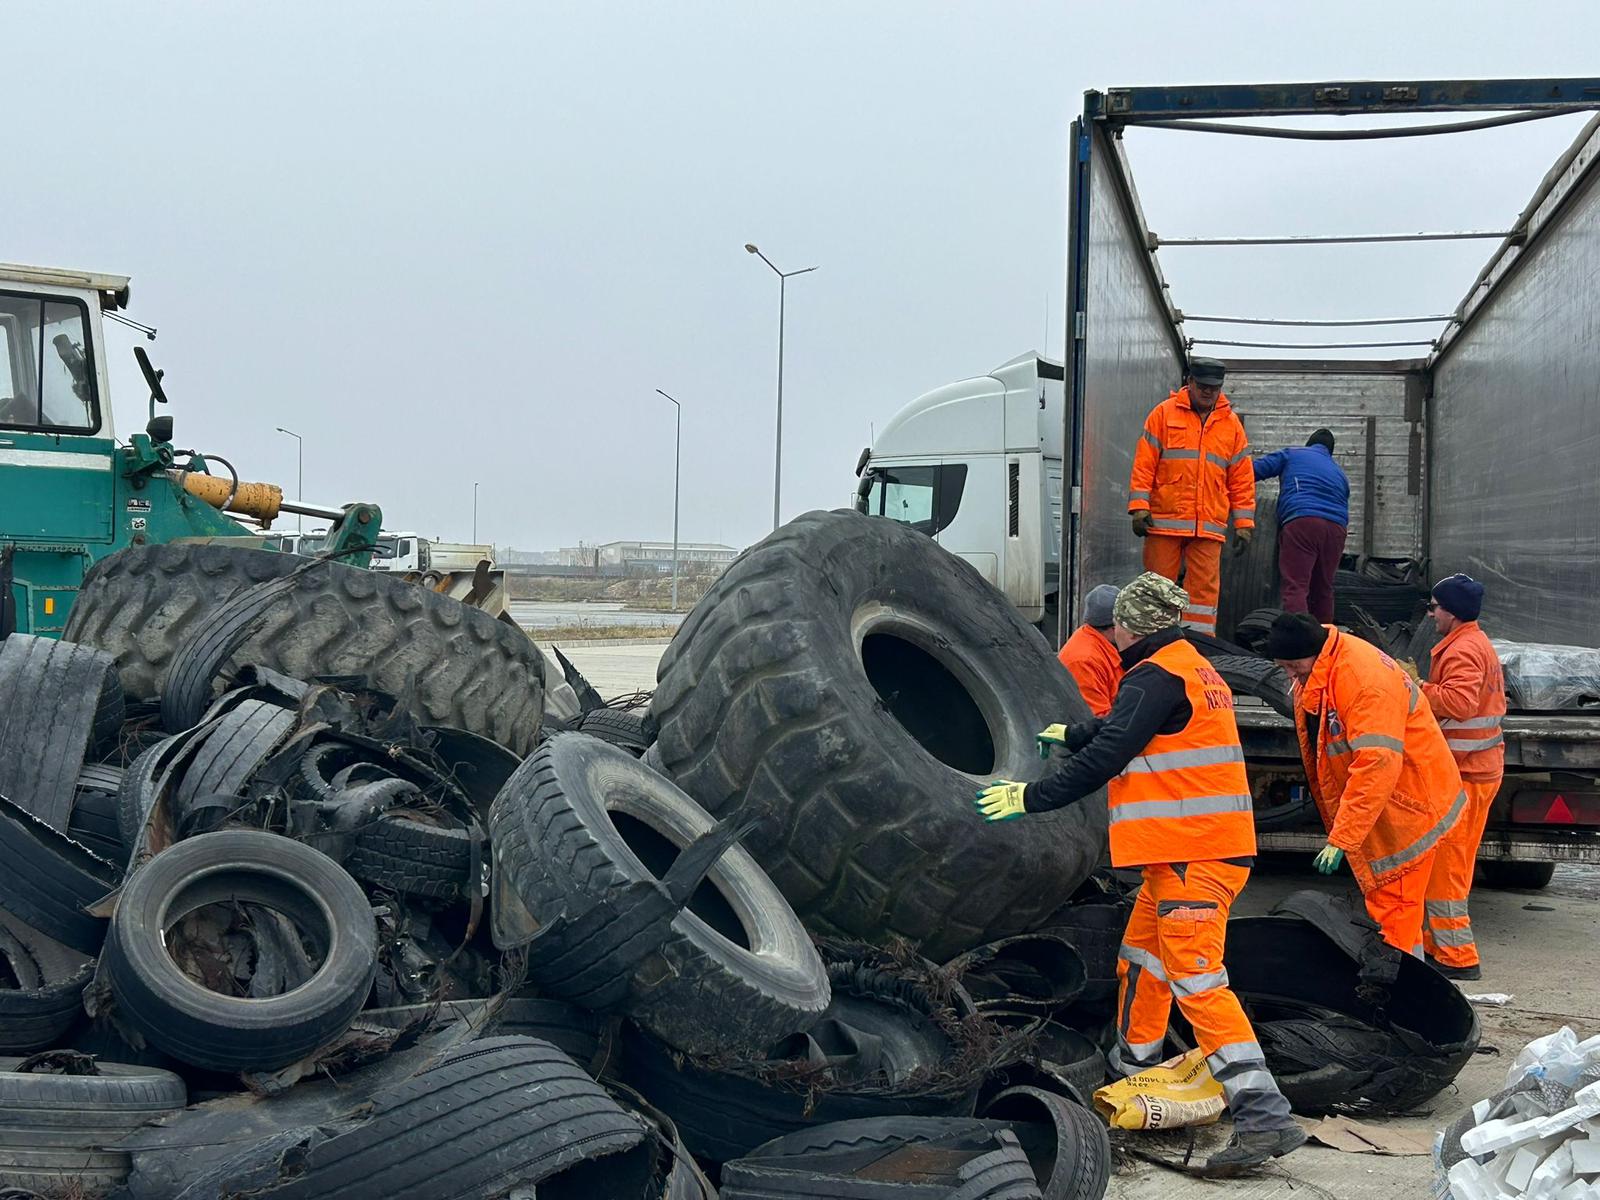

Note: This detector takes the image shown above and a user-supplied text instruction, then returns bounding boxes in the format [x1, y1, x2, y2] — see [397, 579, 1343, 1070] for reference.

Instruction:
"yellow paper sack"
[1093, 1049, 1226, 1131]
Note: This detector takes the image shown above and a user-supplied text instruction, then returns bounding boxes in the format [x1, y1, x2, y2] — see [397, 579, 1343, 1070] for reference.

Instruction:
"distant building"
[597, 540, 739, 572]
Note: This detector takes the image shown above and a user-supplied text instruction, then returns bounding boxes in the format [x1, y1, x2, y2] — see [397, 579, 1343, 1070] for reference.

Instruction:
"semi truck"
[860, 77, 1600, 887]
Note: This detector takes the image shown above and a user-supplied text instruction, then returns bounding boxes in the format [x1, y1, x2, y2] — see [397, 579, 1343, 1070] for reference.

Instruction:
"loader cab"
[0, 265, 123, 441]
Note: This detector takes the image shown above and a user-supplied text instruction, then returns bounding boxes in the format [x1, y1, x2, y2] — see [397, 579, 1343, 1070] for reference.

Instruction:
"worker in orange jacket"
[1419, 575, 1506, 980]
[1265, 614, 1466, 956]
[978, 573, 1304, 1174]
[1128, 358, 1256, 635]
[1057, 583, 1123, 717]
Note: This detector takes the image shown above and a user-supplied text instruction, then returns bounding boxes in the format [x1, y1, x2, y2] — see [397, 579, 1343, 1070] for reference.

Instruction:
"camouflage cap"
[1113, 571, 1189, 637]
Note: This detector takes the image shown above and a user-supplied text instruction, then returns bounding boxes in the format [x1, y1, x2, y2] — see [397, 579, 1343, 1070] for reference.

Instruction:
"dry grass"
[529, 623, 677, 642]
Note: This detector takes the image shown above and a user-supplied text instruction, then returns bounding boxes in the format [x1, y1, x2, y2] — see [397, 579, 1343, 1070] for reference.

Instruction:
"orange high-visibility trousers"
[1362, 853, 1433, 957]
[1141, 536, 1221, 634]
[1111, 861, 1294, 1132]
[1423, 778, 1501, 968]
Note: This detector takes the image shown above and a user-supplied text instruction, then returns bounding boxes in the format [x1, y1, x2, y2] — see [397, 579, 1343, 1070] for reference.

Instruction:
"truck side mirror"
[146, 415, 174, 444]
[854, 447, 871, 476]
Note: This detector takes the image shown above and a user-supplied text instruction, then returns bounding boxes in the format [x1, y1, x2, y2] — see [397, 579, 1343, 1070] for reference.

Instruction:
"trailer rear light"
[1511, 789, 1600, 827]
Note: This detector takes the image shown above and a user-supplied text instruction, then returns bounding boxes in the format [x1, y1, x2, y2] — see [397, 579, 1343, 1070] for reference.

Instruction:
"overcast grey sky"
[7, 2, 1597, 552]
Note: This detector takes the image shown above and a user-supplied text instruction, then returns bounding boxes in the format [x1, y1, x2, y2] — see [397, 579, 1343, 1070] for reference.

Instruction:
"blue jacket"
[1252, 444, 1350, 528]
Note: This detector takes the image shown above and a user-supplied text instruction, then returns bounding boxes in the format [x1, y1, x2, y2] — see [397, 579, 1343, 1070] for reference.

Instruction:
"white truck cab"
[0, 263, 126, 441]
[855, 352, 1065, 634]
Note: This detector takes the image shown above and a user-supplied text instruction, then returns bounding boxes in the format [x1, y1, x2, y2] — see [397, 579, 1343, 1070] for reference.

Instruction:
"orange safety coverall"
[1421, 621, 1507, 969]
[1128, 386, 1255, 635]
[1057, 624, 1123, 718]
[1106, 639, 1292, 1132]
[1293, 627, 1466, 956]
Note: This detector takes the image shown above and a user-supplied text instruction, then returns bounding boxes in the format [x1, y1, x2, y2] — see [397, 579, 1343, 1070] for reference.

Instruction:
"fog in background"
[6, 1, 1596, 551]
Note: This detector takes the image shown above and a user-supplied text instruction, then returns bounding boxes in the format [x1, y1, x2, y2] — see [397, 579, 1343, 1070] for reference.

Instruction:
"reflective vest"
[1105, 638, 1256, 867]
[1128, 388, 1256, 543]
[1294, 628, 1465, 892]
[1423, 621, 1507, 784]
[1058, 624, 1123, 718]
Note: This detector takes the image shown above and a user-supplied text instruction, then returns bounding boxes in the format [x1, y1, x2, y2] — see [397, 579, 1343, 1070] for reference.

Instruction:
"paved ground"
[551, 638, 1600, 1197]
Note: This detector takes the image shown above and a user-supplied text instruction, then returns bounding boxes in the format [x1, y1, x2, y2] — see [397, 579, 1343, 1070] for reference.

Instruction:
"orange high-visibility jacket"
[1128, 387, 1256, 542]
[1058, 624, 1123, 718]
[1423, 620, 1507, 783]
[1293, 627, 1466, 892]
[1106, 638, 1257, 867]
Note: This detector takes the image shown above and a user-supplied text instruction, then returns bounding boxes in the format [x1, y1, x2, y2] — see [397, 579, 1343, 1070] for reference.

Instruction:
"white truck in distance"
[854, 352, 1065, 637]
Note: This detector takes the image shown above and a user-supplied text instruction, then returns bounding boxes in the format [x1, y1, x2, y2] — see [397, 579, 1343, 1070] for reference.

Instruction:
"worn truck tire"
[0, 799, 118, 955]
[0, 913, 95, 1053]
[256, 1036, 653, 1200]
[70, 768, 127, 863]
[982, 1087, 1110, 1200]
[103, 830, 378, 1072]
[0, 634, 124, 832]
[492, 733, 830, 1056]
[1205, 654, 1295, 719]
[345, 813, 474, 901]
[170, 698, 296, 834]
[1475, 860, 1556, 890]
[64, 543, 546, 755]
[579, 707, 652, 755]
[649, 510, 1105, 961]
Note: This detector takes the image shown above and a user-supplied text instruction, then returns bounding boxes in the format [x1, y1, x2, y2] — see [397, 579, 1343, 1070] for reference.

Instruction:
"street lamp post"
[655, 389, 682, 611]
[473, 482, 480, 544]
[744, 244, 817, 531]
[274, 427, 303, 533]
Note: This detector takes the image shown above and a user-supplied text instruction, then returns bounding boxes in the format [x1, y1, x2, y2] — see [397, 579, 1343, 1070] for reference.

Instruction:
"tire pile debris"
[0, 511, 1482, 1198]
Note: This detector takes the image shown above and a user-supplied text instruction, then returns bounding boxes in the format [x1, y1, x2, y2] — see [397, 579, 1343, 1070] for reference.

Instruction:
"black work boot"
[1204, 1124, 1308, 1175]
[1427, 955, 1482, 981]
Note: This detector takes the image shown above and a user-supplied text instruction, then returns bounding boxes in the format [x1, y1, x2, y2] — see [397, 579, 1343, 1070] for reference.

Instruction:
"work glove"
[1036, 722, 1099, 758]
[1130, 511, 1153, 538]
[973, 780, 1028, 822]
[1313, 844, 1345, 875]
[1399, 658, 1421, 683]
[1231, 526, 1254, 557]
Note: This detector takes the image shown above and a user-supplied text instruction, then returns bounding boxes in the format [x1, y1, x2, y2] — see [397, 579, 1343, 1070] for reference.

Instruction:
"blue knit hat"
[1432, 573, 1484, 621]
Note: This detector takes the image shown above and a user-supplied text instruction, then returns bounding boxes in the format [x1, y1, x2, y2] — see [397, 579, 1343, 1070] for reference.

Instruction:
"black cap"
[1307, 428, 1335, 451]
[1188, 358, 1226, 386]
[1263, 612, 1328, 660]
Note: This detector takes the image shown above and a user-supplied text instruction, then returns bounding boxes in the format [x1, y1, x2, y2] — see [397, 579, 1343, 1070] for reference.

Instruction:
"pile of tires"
[0, 525, 1125, 1198]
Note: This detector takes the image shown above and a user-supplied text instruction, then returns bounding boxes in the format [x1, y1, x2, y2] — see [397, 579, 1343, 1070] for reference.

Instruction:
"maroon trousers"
[1278, 516, 1346, 622]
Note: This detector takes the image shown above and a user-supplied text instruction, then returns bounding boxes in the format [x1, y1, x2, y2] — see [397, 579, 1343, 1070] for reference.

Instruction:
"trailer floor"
[1108, 861, 1600, 1198]
[554, 641, 1600, 1195]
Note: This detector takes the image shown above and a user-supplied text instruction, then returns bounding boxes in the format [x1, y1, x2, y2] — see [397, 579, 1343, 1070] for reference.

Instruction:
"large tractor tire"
[648, 510, 1106, 961]
[64, 543, 545, 755]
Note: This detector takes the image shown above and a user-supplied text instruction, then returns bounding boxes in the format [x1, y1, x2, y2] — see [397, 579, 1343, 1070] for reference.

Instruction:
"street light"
[655, 389, 682, 611]
[745, 243, 817, 531]
[473, 481, 480, 544]
[274, 427, 303, 533]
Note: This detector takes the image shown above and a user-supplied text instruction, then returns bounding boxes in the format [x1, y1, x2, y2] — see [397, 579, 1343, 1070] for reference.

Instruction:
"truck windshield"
[371, 535, 398, 561]
[863, 465, 967, 536]
[0, 292, 99, 433]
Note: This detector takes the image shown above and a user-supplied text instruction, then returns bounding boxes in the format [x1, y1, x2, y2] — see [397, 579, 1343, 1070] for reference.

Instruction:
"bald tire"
[647, 509, 1106, 962]
[63, 543, 545, 755]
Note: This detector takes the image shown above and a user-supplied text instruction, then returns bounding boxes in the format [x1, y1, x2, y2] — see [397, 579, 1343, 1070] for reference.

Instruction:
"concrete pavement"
[547, 637, 1600, 1197]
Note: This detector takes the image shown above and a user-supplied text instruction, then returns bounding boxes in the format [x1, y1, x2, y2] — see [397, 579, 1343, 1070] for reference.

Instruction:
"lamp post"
[472, 482, 480, 544]
[744, 243, 817, 531]
[655, 389, 682, 611]
[274, 427, 303, 533]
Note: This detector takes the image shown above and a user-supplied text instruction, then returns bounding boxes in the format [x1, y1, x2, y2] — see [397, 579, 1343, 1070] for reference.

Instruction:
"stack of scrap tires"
[12, 509, 1422, 1199]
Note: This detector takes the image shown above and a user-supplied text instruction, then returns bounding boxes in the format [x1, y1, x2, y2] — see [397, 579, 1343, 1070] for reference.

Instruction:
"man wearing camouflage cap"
[976, 572, 1303, 1173]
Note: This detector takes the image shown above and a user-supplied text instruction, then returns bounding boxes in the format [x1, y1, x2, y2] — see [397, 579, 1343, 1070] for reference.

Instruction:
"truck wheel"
[649, 509, 1105, 961]
[64, 543, 546, 755]
[1474, 860, 1556, 890]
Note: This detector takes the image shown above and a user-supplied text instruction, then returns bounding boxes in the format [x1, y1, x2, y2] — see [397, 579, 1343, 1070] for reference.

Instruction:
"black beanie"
[1433, 573, 1484, 621]
[1307, 428, 1335, 451]
[1264, 612, 1328, 659]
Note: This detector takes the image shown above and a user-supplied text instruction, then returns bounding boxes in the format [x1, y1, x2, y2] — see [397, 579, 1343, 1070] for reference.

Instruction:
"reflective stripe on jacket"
[1293, 627, 1465, 892]
[1422, 621, 1507, 783]
[1058, 624, 1123, 718]
[1128, 387, 1256, 543]
[1106, 638, 1257, 867]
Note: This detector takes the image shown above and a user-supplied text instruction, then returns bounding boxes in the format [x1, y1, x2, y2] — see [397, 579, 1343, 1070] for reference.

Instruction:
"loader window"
[0, 292, 99, 434]
[863, 465, 968, 537]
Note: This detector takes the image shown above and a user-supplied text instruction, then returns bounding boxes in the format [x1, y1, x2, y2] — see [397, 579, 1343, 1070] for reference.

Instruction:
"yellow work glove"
[974, 780, 1028, 822]
[1037, 724, 1068, 758]
[1231, 526, 1254, 557]
[1131, 511, 1153, 538]
[1399, 658, 1421, 683]
[1313, 844, 1345, 874]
